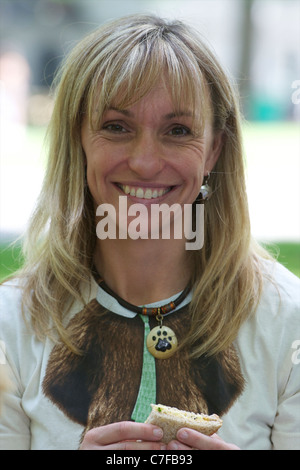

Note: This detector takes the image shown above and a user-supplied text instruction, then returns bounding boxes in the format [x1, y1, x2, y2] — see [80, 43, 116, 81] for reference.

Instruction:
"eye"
[169, 125, 190, 137]
[102, 123, 127, 133]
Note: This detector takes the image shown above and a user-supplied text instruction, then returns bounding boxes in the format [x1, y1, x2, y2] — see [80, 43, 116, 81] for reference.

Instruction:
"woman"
[0, 14, 299, 450]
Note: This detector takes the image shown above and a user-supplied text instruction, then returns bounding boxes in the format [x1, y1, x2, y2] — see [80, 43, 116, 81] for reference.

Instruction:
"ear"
[205, 131, 224, 175]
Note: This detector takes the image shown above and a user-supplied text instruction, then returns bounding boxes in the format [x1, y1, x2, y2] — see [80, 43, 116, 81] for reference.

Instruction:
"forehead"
[89, 75, 211, 133]
[110, 82, 192, 115]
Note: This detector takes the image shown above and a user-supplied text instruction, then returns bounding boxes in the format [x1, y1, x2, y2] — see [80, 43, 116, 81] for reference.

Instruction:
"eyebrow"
[108, 107, 193, 120]
[164, 111, 193, 119]
[109, 107, 132, 116]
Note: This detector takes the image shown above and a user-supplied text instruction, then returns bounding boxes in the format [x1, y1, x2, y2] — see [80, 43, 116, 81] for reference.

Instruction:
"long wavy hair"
[16, 14, 268, 357]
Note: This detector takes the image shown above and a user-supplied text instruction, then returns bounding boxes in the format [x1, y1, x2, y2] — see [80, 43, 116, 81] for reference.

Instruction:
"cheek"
[84, 146, 124, 206]
[84, 151, 108, 205]
[180, 157, 205, 187]
[86, 166, 101, 206]
[84, 143, 110, 182]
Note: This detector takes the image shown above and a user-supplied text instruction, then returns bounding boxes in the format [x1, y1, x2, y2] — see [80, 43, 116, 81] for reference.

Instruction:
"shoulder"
[0, 279, 33, 384]
[0, 276, 98, 345]
[258, 258, 300, 322]
[0, 275, 99, 323]
[237, 258, 300, 370]
[236, 258, 300, 359]
[0, 279, 25, 328]
[0, 279, 30, 354]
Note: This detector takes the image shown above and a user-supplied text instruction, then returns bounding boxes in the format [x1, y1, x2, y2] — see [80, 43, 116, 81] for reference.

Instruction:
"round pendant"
[146, 325, 178, 359]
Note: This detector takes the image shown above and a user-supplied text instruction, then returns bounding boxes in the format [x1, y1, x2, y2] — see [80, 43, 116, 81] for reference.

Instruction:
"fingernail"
[169, 442, 178, 450]
[178, 430, 188, 440]
[153, 428, 163, 438]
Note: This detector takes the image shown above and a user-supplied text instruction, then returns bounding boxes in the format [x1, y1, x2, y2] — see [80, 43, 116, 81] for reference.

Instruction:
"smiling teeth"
[120, 185, 170, 199]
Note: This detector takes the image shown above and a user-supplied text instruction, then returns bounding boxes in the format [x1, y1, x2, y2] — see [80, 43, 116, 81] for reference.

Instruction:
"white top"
[0, 259, 299, 450]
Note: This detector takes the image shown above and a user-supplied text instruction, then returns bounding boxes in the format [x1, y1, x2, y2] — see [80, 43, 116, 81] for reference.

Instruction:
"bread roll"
[145, 404, 223, 444]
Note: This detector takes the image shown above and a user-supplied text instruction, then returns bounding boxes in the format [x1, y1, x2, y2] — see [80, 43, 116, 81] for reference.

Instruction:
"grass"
[0, 240, 299, 283]
[261, 241, 300, 278]
[0, 241, 24, 282]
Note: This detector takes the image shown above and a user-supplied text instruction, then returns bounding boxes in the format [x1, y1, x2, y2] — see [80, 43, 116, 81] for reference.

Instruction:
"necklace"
[98, 279, 191, 359]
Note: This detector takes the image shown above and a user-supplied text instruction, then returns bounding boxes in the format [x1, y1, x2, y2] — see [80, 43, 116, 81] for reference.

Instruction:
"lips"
[117, 184, 173, 200]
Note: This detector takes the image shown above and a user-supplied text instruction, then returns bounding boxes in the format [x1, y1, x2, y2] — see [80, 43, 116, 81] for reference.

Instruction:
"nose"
[127, 131, 163, 178]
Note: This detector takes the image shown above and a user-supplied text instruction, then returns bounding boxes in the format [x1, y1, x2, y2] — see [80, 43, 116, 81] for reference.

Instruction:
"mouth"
[116, 184, 174, 200]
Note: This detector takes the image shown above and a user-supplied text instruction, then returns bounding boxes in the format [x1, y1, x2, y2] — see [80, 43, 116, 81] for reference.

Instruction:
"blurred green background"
[1, 240, 299, 283]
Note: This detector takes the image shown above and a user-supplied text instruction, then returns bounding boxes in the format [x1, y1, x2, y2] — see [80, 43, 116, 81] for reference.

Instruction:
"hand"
[166, 429, 239, 450]
[80, 421, 166, 450]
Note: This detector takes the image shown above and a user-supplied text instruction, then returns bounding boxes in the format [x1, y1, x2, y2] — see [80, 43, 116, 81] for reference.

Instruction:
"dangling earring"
[196, 173, 212, 202]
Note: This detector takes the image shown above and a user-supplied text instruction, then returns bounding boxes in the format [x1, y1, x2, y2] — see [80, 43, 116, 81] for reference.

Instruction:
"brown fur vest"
[43, 300, 244, 441]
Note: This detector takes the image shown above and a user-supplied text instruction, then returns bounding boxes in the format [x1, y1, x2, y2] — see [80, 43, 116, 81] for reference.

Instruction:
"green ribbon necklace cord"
[131, 315, 156, 422]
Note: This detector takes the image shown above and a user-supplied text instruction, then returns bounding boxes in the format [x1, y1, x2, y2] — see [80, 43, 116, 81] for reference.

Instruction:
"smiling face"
[81, 81, 222, 237]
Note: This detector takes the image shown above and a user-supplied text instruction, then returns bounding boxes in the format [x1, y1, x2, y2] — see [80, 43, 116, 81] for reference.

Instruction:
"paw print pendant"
[146, 325, 178, 359]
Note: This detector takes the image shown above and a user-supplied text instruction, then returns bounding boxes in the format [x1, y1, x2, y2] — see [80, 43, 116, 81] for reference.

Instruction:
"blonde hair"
[16, 14, 268, 356]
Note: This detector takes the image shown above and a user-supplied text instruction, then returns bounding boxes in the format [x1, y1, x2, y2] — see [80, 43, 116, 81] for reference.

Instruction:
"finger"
[80, 436, 166, 451]
[101, 440, 167, 451]
[166, 440, 192, 451]
[87, 421, 163, 446]
[210, 433, 240, 449]
[177, 428, 239, 450]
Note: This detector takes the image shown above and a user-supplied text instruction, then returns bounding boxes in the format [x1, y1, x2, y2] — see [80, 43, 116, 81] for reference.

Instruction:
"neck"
[94, 237, 191, 306]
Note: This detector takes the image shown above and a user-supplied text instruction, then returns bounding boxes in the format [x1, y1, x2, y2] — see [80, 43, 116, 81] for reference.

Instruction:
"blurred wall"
[1, 0, 299, 123]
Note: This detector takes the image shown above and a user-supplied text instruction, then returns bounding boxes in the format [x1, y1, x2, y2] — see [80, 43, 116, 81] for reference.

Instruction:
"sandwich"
[145, 404, 223, 444]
